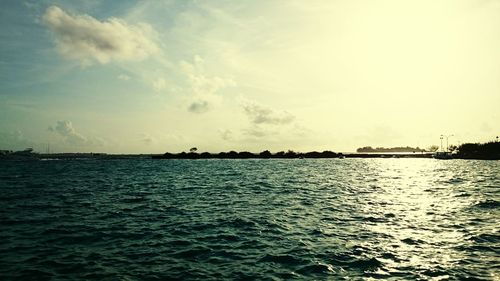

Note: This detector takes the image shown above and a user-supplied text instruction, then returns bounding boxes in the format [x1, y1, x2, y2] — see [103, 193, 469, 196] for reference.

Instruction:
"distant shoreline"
[2, 140, 499, 160]
[151, 151, 435, 160]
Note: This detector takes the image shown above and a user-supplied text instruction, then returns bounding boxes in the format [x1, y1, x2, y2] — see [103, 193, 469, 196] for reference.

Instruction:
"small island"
[2, 141, 498, 161]
[356, 146, 427, 153]
[152, 149, 342, 159]
[454, 141, 500, 160]
[152, 141, 500, 160]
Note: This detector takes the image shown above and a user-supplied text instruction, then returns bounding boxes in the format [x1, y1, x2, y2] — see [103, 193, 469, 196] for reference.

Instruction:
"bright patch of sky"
[1, 0, 499, 153]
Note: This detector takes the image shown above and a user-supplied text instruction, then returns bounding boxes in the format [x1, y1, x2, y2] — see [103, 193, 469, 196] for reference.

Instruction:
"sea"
[0, 158, 498, 280]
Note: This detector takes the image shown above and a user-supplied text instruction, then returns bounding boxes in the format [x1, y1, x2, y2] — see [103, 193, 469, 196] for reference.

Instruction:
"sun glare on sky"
[1, 0, 499, 153]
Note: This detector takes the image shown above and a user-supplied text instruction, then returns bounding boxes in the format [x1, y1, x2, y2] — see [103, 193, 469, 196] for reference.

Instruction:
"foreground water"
[0, 159, 498, 280]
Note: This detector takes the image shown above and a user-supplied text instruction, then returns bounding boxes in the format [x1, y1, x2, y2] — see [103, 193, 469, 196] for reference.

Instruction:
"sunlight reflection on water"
[358, 159, 498, 279]
[0, 159, 498, 280]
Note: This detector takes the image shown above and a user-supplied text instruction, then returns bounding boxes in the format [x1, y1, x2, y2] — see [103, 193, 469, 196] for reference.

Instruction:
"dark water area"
[0, 159, 498, 280]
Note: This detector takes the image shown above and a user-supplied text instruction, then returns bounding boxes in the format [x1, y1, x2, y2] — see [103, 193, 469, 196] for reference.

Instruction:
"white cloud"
[48, 120, 89, 146]
[480, 122, 492, 133]
[357, 125, 403, 148]
[0, 130, 33, 150]
[239, 101, 307, 141]
[153, 77, 166, 92]
[42, 6, 158, 64]
[180, 56, 235, 113]
[242, 101, 295, 125]
[187, 100, 210, 114]
[117, 74, 130, 81]
[243, 126, 273, 138]
[219, 129, 233, 141]
[180, 56, 236, 97]
[140, 133, 155, 144]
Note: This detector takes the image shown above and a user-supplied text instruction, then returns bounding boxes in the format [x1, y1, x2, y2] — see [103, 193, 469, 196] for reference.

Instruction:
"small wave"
[296, 262, 335, 274]
[457, 244, 497, 253]
[166, 239, 192, 247]
[327, 251, 385, 272]
[1, 158, 498, 280]
[0, 175, 22, 180]
[471, 199, 499, 209]
[213, 249, 245, 260]
[310, 228, 326, 236]
[41, 227, 74, 236]
[201, 233, 241, 242]
[422, 267, 449, 278]
[468, 233, 500, 244]
[446, 177, 464, 183]
[380, 252, 401, 261]
[349, 257, 384, 271]
[218, 217, 257, 230]
[172, 246, 212, 260]
[362, 216, 387, 223]
[259, 254, 304, 266]
[82, 272, 121, 280]
[401, 238, 426, 245]
[189, 222, 217, 232]
[16, 269, 54, 280]
[120, 196, 148, 203]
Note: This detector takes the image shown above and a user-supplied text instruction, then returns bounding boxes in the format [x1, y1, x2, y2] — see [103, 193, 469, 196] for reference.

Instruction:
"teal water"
[0, 159, 498, 280]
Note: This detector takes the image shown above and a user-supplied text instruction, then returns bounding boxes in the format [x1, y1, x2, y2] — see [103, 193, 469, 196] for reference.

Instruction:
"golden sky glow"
[1, 0, 499, 153]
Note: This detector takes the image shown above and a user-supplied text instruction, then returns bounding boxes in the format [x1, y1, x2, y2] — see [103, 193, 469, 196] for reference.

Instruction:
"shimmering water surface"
[0, 159, 498, 280]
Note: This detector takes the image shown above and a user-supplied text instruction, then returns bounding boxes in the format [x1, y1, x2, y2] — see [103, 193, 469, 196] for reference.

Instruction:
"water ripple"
[0, 158, 498, 280]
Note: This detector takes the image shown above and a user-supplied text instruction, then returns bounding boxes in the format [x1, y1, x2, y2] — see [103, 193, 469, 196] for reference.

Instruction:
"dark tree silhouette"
[456, 141, 500, 160]
[259, 150, 272, 158]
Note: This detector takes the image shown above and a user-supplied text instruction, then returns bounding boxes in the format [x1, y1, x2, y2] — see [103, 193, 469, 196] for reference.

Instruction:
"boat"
[433, 151, 453, 160]
[0, 148, 39, 161]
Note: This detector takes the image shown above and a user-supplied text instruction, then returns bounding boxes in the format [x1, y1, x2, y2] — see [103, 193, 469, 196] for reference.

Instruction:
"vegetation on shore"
[154, 140, 500, 160]
[153, 150, 341, 159]
[357, 146, 427, 153]
[455, 141, 500, 160]
[2, 141, 499, 161]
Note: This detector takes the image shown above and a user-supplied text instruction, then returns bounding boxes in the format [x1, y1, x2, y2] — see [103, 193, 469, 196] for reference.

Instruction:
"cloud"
[239, 101, 307, 140]
[0, 130, 33, 150]
[180, 56, 235, 113]
[357, 125, 402, 147]
[187, 100, 210, 114]
[153, 77, 166, 92]
[242, 101, 295, 125]
[42, 6, 158, 64]
[180, 56, 236, 96]
[117, 74, 130, 81]
[243, 126, 272, 138]
[219, 129, 232, 141]
[140, 133, 156, 145]
[480, 122, 492, 133]
[48, 120, 88, 145]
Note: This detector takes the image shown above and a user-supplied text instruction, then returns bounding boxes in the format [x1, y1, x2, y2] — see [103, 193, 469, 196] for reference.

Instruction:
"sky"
[1, 0, 499, 153]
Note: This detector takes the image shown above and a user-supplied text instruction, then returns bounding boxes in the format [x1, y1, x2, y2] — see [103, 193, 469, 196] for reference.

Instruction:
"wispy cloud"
[219, 129, 233, 141]
[243, 126, 274, 138]
[139, 133, 155, 145]
[48, 120, 91, 146]
[0, 130, 33, 150]
[181, 56, 235, 113]
[187, 100, 210, 114]
[153, 77, 166, 92]
[42, 6, 158, 64]
[117, 74, 130, 81]
[242, 101, 295, 125]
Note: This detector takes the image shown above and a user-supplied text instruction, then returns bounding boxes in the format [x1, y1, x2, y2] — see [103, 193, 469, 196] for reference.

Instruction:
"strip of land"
[151, 151, 434, 159]
[2, 141, 499, 160]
